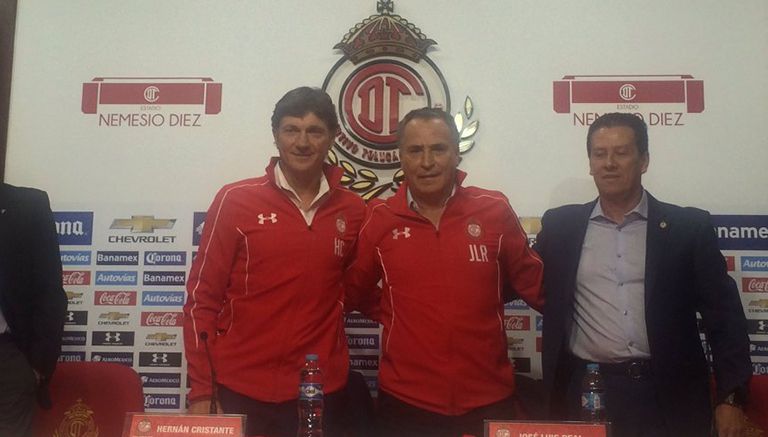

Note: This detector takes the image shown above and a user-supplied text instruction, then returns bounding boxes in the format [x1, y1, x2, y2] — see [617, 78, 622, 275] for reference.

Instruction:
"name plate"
[485, 420, 609, 437]
[123, 413, 246, 437]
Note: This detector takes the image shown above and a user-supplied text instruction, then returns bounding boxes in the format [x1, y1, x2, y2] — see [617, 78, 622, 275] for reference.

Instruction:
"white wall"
[6, 1, 767, 215]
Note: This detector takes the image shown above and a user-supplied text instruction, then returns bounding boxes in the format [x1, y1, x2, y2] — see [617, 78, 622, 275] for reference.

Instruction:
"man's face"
[399, 117, 460, 203]
[588, 126, 649, 199]
[273, 112, 333, 180]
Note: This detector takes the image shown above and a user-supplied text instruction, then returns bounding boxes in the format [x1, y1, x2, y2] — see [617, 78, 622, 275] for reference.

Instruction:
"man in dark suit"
[0, 183, 67, 437]
[535, 113, 751, 437]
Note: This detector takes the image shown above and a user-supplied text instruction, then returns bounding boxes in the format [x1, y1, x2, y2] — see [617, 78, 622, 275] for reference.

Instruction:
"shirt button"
[619, 282, 624, 287]
[617, 254, 622, 258]
[623, 310, 628, 316]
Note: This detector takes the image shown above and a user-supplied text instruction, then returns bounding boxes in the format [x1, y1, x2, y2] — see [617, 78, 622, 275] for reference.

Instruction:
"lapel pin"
[659, 221, 667, 229]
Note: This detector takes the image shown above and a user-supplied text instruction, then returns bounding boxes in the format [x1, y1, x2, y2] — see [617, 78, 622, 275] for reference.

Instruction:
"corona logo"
[54, 399, 98, 437]
[323, 0, 479, 200]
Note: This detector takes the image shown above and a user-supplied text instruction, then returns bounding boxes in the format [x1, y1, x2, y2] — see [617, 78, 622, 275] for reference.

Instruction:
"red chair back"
[32, 361, 144, 437]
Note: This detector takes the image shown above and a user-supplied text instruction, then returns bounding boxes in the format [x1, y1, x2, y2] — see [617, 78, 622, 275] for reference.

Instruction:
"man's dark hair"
[586, 112, 648, 156]
[271, 87, 339, 133]
[397, 107, 460, 146]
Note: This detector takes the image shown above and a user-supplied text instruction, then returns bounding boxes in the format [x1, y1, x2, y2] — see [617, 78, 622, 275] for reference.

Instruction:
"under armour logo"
[66, 312, 74, 322]
[760, 321, 767, 332]
[105, 332, 121, 342]
[152, 353, 168, 363]
[392, 227, 411, 239]
[257, 213, 278, 224]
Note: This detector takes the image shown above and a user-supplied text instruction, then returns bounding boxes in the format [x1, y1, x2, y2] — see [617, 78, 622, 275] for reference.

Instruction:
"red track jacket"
[184, 158, 366, 403]
[346, 170, 543, 415]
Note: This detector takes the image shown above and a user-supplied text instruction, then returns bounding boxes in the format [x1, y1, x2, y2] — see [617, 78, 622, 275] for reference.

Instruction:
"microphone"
[200, 331, 218, 415]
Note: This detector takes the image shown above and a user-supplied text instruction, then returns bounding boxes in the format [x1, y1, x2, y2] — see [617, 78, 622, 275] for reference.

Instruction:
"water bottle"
[297, 354, 324, 437]
[580, 363, 606, 422]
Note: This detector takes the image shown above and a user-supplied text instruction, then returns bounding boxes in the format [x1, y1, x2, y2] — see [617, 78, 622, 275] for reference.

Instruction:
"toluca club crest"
[323, 0, 479, 200]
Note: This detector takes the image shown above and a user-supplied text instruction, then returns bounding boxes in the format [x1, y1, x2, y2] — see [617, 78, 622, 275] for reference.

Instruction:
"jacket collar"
[264, 157, 345, 191]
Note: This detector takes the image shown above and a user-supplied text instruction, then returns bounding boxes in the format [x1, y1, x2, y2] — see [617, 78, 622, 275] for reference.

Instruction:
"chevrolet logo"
[507, 337, 525, 345]
[750, 300, 768, 309]
[66, 291, 83, 299]
[146, 332, 177, 341]
[110, 216, 176, 233]
[99, 312, 130, 320]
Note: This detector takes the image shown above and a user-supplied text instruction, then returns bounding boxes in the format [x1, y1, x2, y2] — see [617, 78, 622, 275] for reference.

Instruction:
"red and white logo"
[95, 291, 137, 306]
[62, 270, 91, 286]
[553, 74, 705, 127]
[726, 256, 736, 272]
[504, 315, 531, 331]
[743, 277, 768, 293]
[81, 77, 222, 128]
[322, 2, 477, 200]
[141, 312, 182, 327]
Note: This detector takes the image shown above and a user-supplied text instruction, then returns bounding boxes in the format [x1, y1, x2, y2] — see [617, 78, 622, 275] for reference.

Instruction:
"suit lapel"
[644, 193, 670, 307]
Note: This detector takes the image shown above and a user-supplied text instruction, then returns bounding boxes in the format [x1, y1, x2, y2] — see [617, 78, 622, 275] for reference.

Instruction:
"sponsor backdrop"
[5, 1, 767, 412]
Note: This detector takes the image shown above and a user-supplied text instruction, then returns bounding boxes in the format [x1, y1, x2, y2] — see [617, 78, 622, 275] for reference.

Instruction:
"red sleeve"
[344, 203, 384, 322]
[500, 202, 544, 313]
[183, 186, 241, 402]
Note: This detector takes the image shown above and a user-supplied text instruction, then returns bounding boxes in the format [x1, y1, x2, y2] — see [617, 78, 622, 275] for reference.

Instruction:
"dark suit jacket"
[0, 183, 67, 407]
[535, 193, 751, 435]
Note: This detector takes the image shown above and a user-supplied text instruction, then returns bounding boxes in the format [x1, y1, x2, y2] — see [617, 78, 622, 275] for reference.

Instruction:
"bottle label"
[299, 382, 324, 400]
[581, 392, 605, 411]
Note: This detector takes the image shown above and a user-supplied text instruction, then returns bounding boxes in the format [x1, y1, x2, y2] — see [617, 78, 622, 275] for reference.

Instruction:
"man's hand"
[715, 403, 746, 437]
[187, 399, 222, 415]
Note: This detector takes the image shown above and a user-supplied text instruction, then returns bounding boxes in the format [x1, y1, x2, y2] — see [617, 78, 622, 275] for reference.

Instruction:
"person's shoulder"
[217, 176, 271, 195]
[1, 183, 49, 204]
[366, 197, 392, 216]
[542, 202, 592, 221]
[651, 195, 711, 223]
[460, 186, 512, 208]
[332, 185, 367, 209]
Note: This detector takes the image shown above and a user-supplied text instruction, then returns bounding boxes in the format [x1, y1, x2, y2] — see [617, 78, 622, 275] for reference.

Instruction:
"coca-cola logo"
[141, 312, 182, 327]
[62, 270, 91, 285]
[743, 277, 768, 293]
[95, 291, 137, 306]
[504, 315, 531, 331]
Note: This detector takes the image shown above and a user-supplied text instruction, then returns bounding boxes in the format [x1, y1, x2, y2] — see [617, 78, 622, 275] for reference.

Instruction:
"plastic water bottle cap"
[306, 354, 319, 361]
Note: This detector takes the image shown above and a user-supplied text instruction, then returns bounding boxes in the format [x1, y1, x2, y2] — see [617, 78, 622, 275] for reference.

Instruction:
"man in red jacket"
[183, 87, 366, 437]
[346, 107, 543, 437]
